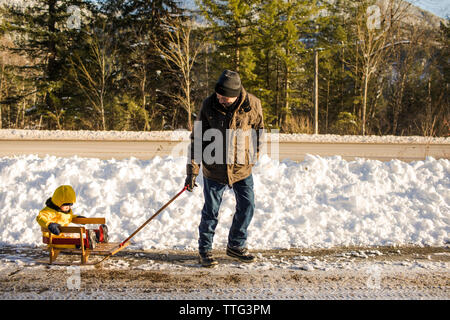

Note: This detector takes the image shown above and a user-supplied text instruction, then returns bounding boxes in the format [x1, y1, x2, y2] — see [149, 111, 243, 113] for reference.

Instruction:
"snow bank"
[0, 129, 448, 144]
[0, 129, 191, 141]
[0, 154, 448, 249]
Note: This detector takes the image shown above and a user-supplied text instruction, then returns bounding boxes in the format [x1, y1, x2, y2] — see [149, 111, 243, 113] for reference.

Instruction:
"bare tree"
[0, 61, 4, 128]
[388, 24, 422, 135]
[345, 0, 410, 135]
[69, 24, 116, 130]
[153, 18, 207, 131]
[0, 34, 36, 129]
[128, 26, 154, 131]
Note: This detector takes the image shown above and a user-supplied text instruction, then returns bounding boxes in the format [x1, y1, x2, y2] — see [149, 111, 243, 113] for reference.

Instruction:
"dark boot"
[226, 246, 255, 263]
[199, 251, 218, 268]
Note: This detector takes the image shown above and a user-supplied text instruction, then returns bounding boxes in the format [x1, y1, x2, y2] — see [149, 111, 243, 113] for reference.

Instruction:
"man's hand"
[184, 174, 198, 192]
[48, 223, 61, 235]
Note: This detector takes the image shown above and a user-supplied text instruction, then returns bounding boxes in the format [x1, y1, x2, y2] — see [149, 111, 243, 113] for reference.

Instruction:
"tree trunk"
[47, 0, 58, 81]
[424, 76, 433, 136]
[100, 97, 106, 131]
[45, 0, 58, 122]
[282, 65, 290, 131]
[235, 26, 240, 72]
[100, 55, 106, 131]
[341, 46, 345, 111]
[141, 72, 150, 131]
[392, 73, 406, 134]
[276, 61, 281, 128]
[0, 64, 4, 129]
[362, 69, 370, 136]
[171, 106, 178, 129]
[326, 73, 330, 134]
[186, 73, 192, 131]
[314, 49, 319, 134]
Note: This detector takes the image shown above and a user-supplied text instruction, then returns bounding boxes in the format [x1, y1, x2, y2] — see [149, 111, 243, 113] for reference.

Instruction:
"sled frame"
[41, 217, 129, 265]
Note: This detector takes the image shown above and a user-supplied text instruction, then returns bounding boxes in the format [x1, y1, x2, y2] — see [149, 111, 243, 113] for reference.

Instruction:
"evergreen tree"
[0, 0, 95, 129]
[253, 0, 323, 132]
[97, 0, 184, 130]
[195, 0, 258, 82]
[317, 0, 356, 134]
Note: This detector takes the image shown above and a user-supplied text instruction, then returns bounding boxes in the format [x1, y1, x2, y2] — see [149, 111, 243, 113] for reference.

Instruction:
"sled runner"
[41, 217, 129, 265]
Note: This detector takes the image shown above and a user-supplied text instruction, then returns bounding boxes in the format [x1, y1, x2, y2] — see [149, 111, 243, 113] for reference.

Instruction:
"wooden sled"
[40, 217, 129, 266]
[39, 187, 187, 266]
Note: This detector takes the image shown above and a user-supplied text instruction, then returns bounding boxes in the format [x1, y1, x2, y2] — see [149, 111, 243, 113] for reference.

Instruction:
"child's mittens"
[48, 223, 61, 235]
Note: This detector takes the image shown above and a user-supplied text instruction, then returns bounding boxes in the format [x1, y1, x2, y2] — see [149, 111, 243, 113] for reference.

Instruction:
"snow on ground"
[0, 130, 448, 300]
[0, 128, 449, 144]
[1, 245, 449, 300]
[0, 153, 448, 250]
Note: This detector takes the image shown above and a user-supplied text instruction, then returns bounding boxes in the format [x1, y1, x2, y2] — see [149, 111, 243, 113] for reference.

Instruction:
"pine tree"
[315, 0, 355, 134]
[253, 0, 323, 132]
[97, 0, 184, 130]
[3, 0, 99, 129]
[0, 0, 96, 129]
[195, 0, 258, 81]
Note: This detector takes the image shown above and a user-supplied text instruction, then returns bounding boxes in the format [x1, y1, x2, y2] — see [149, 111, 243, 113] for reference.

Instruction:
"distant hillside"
[1, 0, 446, 28]
[405, 0, 449, 19]
[379, 0, 447, 29]
[0, 0, 33, 7]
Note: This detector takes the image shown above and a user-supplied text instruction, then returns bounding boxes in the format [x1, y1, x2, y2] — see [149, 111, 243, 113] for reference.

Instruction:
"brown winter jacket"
[187, 87, 264, 186]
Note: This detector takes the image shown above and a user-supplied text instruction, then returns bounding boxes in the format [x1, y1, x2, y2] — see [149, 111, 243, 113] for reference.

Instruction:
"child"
[36, 185, 108, 249]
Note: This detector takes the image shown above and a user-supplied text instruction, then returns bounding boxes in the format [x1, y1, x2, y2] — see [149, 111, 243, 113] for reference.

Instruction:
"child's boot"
[95, 224, 109, 243]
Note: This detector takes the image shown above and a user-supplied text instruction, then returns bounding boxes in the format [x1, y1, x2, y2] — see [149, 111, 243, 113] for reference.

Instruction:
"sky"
[0, 0, 447, 19]
[406, 0, 450, 18]
[181, 0, 450, 19]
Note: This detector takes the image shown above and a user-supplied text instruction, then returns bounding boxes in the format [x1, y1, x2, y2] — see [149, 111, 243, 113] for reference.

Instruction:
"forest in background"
[0, 0, 448, 136]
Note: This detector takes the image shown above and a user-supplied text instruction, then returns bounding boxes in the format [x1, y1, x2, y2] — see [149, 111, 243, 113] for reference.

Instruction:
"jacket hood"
[51, 185, 76, 207]
[45, 197, 65, 213]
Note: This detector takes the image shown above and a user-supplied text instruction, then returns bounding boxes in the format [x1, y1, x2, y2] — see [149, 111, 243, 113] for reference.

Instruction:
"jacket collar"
[211, 87, 251, 115]
[45, 197, 71, 214]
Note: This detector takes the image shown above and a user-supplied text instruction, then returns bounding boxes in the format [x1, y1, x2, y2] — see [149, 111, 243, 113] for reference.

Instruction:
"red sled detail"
[43, 236, 87, 246]
[84, 230, 90, 248]
[95, 228, 103, 243]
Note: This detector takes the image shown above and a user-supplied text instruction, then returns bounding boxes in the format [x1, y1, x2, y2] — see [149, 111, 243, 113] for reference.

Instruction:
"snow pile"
[0, 129, 192, 141]
[0, 154, 448, 249]
[0, 129, 448, 144]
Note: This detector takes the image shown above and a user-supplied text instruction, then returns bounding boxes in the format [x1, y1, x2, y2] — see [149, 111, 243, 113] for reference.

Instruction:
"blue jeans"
[198, 175, 255, 253]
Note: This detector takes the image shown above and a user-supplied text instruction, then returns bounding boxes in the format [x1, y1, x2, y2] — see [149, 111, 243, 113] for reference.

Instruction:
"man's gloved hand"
[184, 174, 198, 192]
[48, 223, 61, 235]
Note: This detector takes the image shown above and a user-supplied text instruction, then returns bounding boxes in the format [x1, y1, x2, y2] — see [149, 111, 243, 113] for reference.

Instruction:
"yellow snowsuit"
[36, 185, 80, 248]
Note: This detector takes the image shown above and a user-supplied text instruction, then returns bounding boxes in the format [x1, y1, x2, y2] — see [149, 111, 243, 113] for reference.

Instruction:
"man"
[185, 69, 264, 268]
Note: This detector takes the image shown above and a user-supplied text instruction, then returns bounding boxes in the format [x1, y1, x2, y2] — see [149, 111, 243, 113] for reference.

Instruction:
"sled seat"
[41, 217, 128, 265]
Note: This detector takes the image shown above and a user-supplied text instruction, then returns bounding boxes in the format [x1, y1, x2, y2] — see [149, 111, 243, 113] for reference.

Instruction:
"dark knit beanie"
[215, 70, 242, 97]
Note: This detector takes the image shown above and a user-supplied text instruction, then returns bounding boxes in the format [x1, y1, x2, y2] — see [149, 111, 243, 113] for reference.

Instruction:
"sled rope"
[94, 186, 188, 266]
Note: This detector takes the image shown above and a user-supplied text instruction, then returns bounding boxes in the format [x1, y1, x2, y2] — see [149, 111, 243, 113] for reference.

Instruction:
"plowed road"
[0, 140, 448, 162]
